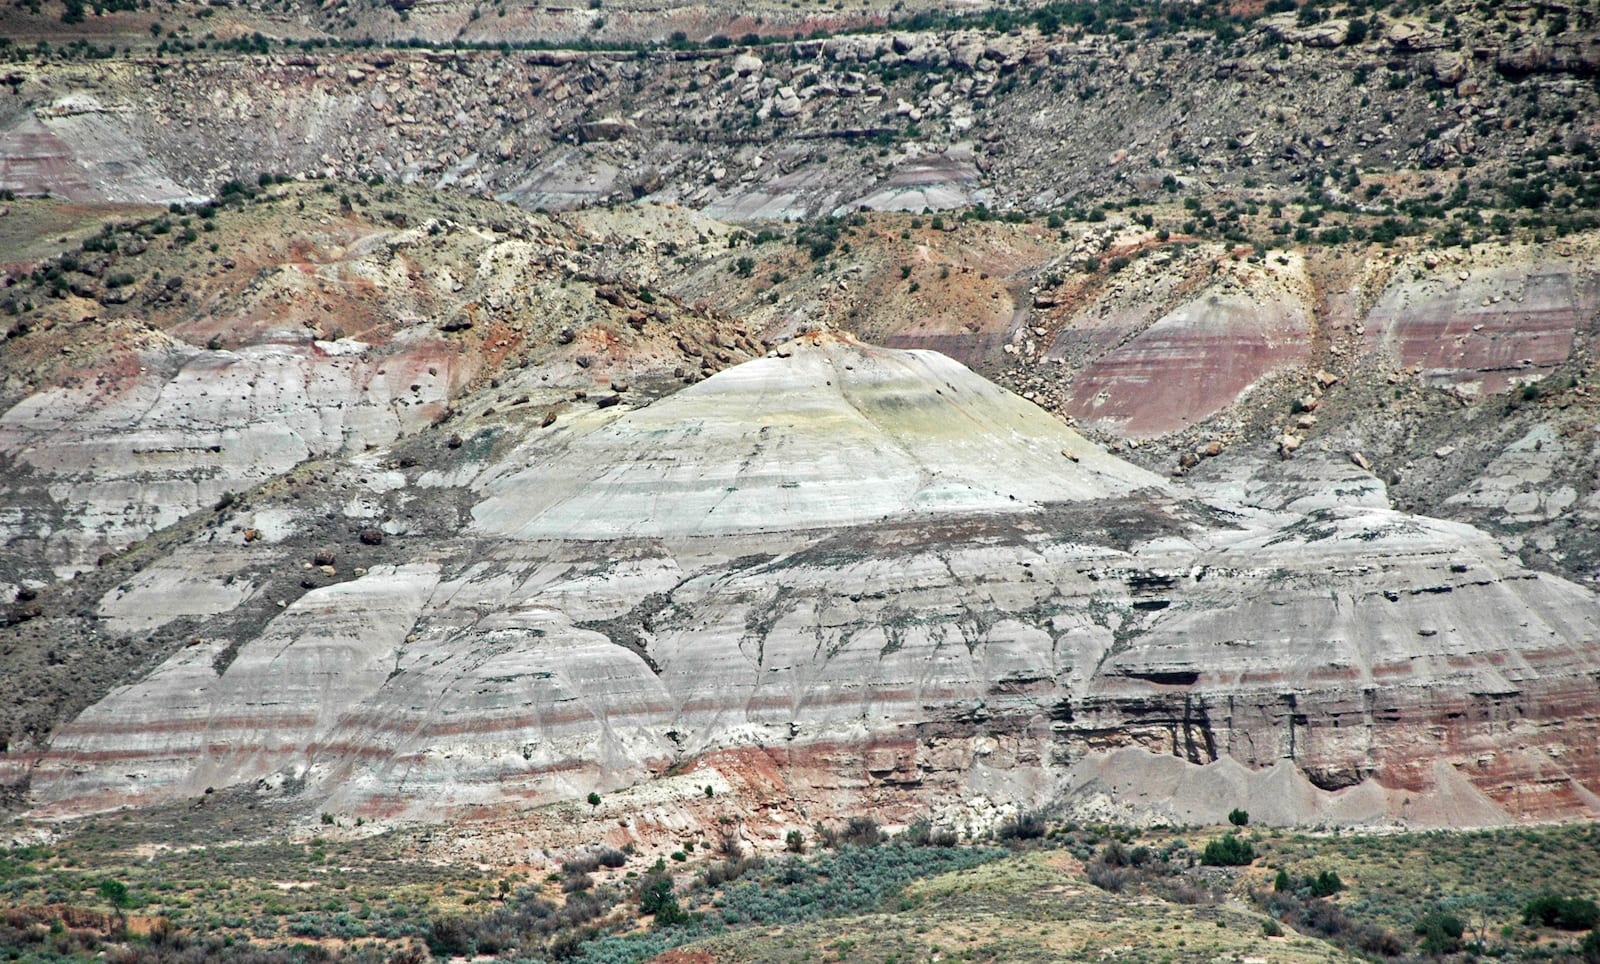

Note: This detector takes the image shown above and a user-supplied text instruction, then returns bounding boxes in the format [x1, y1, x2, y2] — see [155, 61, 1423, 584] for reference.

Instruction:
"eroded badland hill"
[2, 0, 1600, 957]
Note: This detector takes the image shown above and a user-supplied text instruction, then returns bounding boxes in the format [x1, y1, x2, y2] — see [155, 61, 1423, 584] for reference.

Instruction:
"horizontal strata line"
[38, 745, 304, 765]
[328, 705, 676, 733]
[46, 669, 1590, 746]
[36, 729, 945, 771]
[53, 713, 323, 737]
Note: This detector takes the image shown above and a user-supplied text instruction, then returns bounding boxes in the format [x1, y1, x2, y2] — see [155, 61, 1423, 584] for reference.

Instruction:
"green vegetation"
[1200, 833, 1255, 867]
[1417, 906, 1466, 955]
[1524, 894, 1600, 931]
[887, 0, 1258, 43]
[0, 817, 476, 960]
[95, 877, 132, 910]
[4, 813, 1600, 962]
[1308, 869, 1343, 898]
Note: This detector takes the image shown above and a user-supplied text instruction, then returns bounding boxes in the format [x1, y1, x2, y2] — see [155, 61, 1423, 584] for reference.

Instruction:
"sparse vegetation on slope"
[4, 812, 1600, 962]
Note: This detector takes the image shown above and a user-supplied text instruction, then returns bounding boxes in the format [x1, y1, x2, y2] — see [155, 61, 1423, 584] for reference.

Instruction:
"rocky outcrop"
[0, 337, 458, 581]
[1361, 249, 1600, 396]
[1495, 33, 1600, 77]
[1060, 255, 1313, 438]
[0, 188, 756, 588]
[0, 94, 202, 204]
[20, 336, 1600, 831]
[5, 8, 1596, 220]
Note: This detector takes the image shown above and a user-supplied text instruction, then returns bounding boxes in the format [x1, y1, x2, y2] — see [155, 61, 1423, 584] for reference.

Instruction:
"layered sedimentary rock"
[21, 336, 1600, 830]
[0, 95, 203, 204]
[1362, 251, 1600, 395]
[0, 336, 457, 580]
[0, 192, 757, 591]
[6, 9, 1597, 222]
[1059, 267, 1313, 437]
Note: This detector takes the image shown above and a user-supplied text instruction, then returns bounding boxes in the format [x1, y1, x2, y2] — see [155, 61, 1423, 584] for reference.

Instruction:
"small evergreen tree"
[1416, 908, 1464, 955]
[1309, 870, 1344, 898]
[1200, 834, 1255, 866]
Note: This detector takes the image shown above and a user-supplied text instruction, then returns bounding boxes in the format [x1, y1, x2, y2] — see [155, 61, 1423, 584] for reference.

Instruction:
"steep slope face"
[1056, 253, 1314, 438]
[5, 7, 1595, 220]
[17, 336, 1600, 833]
[659, 213, 1600, 588]
[0, 185, 756, 590]
[0, 188, 769, 774]
[0, 95, 203, 205]
[468, 343, 1159, 540]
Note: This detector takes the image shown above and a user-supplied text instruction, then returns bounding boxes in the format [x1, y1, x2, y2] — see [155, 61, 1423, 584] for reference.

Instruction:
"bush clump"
[1200, 834, 1255, 867]
[1415, 908, 1465, 955]
[838, 816, 883, 848]
[1308, 870, 1343, 898]
[996, 811, 1047, 842]
[1524, 895, 1600, 931]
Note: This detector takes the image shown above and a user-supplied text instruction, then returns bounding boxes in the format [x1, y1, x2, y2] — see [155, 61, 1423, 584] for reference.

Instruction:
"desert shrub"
[1304, 898, 1354, 938]
[900, 819, 932, 847]
[637, 872, 684, 925]
[711, 843, 1001, 927]
[1259, 888, 1402, 957]
[419, 881, 600, 959]
[563, 854, 602, 876]
[840, 816, 882, 848]
[1155, 877, 1215, 905]
[1228, 808, 1249, 826]
[1088, 840, 1213, 903]
[547, 923, 610, 960]
[928, 827, 959, 847]
[427, 915, 476, 957]
[561, 871, 593, 893]
[702, 855, 761, 888]
[1200, 834, 1255, 867]
[1087, 860, 1132, 893]
[997, 811, 1046, 842]
[1523, 895, 1600, 931]
[899, 820, 957, 848]
[1309, 869, 1343, 898]
[1416, 907, 1464, 954]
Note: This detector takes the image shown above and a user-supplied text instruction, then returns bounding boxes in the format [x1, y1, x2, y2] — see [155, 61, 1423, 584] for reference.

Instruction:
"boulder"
[1430, 50, 1468, 85]
[576, 116, 633, 143]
